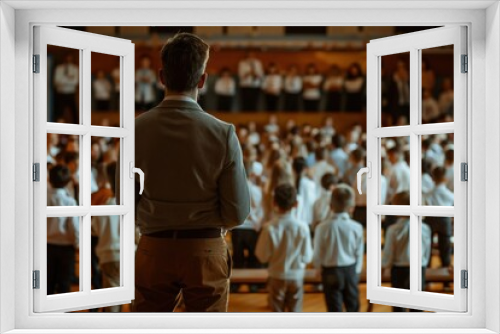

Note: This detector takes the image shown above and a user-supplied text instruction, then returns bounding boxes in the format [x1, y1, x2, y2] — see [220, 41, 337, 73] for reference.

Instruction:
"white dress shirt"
[312, 188, 332, 230]
[323, 76, 344, 91]
[255, 212, 313, 280]
[238, 58, 264, 88]
[427, 183, 454, 206]
[47, 188, 79, 247]
[236, 180, 263, 231]
[284, 76, 302, 94]
[302, 74, 322, 100]
[93, 78, 112, 101]
[262, 74, 283, 95]
[311, 160, 336, 199]
[54, 63, 79, 94]
[438, 90, 454, 114]
[313, 212, 364, 274]
[92, 197, 120, 264]
[214, 76, 236, 96]
[296, 176, 317, 225]
[422, 97, 440, 122]
[330, 148, 349, 179]
[135, 68, 157, 104]
[445, 165, 454, 191]
[380, 175, 388, 205]
[421, 173, 435, 205]
[382, 217, 431, 267]
[387, 160, 411, 202]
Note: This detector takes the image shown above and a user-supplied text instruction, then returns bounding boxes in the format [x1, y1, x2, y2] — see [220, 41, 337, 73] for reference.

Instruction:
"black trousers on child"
[321, 264, 359, 312]
[425, 216, 452, 267]
[391, 266, 426, 312]
[231, 229, 260, 269]
[47, 244, 75, 295]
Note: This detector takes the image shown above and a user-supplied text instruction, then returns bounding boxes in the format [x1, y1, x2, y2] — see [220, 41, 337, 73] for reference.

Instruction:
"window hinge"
[33, 54, 40, 73]
[461, 162, 468, 181]
[461, 270, 468, 289]
[461, 54, 468, 73]
[33, 163, 40, 182]
[33, 270, 40, 289]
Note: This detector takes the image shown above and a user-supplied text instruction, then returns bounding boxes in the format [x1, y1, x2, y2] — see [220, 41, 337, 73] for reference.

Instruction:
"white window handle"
[129, 162, 144, 195]
[356, 162, 371, 195]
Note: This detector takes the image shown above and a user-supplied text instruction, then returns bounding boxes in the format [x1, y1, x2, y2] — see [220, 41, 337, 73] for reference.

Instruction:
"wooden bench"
[231, 267, 453, 285]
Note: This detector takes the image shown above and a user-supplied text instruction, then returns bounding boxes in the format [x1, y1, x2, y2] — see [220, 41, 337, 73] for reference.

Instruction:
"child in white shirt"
[47, 165, 79, 295]
[311, 173, 337, 232]
[256, 184, 313, 312]
[313, 184, 364, 312]
[426, 167, 454, 268]
[91, 162, 121, 311]
[382, 191, 432, 312]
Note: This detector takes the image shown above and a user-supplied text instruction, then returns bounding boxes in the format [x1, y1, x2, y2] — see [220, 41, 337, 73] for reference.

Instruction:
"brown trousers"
[267, 277, 304, 312]
[132, 235, 231, 312]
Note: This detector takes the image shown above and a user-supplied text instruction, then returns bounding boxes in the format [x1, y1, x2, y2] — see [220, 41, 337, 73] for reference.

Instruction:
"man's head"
[330, 184, 355, 214]
[273, 183, 298, 212]
[160, 33, 210, 94]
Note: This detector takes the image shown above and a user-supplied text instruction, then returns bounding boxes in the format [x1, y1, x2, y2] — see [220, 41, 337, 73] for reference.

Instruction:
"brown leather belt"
[146, 228, 222, 239]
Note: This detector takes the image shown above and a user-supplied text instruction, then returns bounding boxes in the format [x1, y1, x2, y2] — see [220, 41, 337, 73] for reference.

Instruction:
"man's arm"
[218, 125, 251, 229]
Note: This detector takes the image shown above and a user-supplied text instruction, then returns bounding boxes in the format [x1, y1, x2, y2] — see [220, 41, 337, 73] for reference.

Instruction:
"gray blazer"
[133, 99, 250, 234]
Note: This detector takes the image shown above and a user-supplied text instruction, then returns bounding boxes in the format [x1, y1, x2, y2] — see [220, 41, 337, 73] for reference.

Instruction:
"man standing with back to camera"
[132, 33, 250, 312]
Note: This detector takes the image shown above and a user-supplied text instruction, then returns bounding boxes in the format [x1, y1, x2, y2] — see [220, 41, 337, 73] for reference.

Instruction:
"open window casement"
[365, 26, 467, 312]
[33, 26, 137, 312]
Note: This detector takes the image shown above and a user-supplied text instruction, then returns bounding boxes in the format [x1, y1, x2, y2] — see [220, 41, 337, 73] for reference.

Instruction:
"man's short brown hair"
[330, 184, 355, 213]
[160, 33, 209, 92]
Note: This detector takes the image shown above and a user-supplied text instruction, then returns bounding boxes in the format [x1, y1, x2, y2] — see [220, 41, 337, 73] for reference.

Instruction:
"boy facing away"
[313, 184, 364, 312]
[382, 191, 432, 312]
[255, 184, 313, 312]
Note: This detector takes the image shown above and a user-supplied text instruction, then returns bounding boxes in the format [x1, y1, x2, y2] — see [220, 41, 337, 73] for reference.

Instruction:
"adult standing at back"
[238, 51, 264, 111]
[133, 33, 250, 312]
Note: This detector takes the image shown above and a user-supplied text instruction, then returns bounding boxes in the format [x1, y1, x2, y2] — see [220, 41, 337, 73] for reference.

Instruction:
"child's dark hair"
[321, 173, 338, 191]
[330, 184, 355, 213]
[350, 148, 364, 163]
[432, 166, 446, 183]
[392, 191, 410, 206]
[292, 157, 307, 193]
[274, 183, 297, 211]
[49, 164, 72, 188]
[106, 162, 117, 196]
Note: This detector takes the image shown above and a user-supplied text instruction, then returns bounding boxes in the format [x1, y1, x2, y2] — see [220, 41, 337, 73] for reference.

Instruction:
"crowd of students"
[44, 113, 455, 312]
[230, 115, 455, 312]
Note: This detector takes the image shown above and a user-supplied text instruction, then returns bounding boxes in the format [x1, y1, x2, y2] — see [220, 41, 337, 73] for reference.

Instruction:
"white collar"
[163, 95, 197, 103]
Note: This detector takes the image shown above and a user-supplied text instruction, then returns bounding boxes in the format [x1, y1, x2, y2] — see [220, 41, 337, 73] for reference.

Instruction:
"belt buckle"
[172, 230, 179, 239]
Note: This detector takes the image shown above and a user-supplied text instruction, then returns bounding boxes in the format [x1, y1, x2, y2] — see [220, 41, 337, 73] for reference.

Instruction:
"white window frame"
[33, 25, 136, 313]
[1, 1, 499, 333]
[366, 26, 467, 312]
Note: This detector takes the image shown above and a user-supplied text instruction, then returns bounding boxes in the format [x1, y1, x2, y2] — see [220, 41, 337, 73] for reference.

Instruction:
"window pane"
[381, 136, 410, 205]
[47, 133, 81, 206]
[91, 215, 121, 295]
[421, 45, 454, 124]
[381, 215, 411, 293]
[420, 216, 454, 295]
[47, 45, 80, 124]
[47, 216, 80, 295]
[381, 52, 410, 127]
[90, 136, 120, 205]
[421, 134, 454, 206]
[91, 52, 121, 127]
